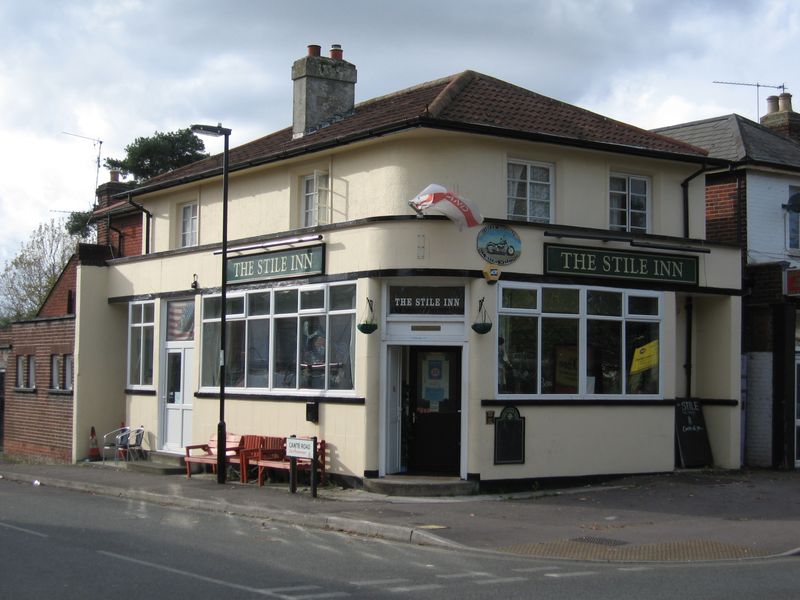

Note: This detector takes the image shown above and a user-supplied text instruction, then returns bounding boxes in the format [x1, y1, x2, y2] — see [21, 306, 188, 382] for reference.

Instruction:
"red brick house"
[2, 175, 142, 461]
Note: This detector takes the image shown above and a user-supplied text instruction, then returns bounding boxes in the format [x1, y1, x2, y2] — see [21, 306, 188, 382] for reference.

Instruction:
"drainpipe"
[107, 215, 123, 258]
[681, 165, 708, 238]
[127, 194, 152, 254]
[684, 297, 693, 399]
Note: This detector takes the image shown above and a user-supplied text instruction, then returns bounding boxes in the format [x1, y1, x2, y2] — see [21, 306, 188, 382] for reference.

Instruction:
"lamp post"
[191, 123, 232, 484]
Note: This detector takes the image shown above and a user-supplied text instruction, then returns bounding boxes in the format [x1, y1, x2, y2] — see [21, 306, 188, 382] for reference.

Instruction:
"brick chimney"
[292, 44, 357, 139]
[760, 92, 800, 144]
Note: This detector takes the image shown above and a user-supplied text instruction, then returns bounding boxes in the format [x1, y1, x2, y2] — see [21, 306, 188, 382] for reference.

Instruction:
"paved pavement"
[1, 458, 798, 563]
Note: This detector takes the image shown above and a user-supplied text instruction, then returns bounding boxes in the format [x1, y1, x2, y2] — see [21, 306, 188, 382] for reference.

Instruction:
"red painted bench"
[251, 438, 326, 487]
[238, 436, 286, 483]
[184, 433, 243, 478]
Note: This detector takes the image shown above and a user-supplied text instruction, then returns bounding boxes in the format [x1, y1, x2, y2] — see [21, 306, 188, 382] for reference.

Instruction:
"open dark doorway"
[406, 346, 461, 474]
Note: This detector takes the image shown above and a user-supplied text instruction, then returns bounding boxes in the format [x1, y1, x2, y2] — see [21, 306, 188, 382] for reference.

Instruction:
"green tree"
[104, 128, 208, 182]
[65, 209, 95, 239]
[0, 219, 80, 324]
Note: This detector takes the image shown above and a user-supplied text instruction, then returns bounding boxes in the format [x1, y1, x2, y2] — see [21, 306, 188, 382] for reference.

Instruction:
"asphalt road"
[1, 479, 799, 599]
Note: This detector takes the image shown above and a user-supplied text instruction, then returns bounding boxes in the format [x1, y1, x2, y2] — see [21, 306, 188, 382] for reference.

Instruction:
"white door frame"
[380, 341, 469, 479]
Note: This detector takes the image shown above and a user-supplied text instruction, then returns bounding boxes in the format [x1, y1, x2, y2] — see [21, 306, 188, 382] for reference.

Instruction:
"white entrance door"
[163, 347, 193, 451]
[385, 346, 403, 474]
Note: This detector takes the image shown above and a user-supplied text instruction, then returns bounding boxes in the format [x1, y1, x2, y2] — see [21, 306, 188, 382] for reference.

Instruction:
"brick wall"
[4, 317, 75, 462]
[38, 256, 77, 318]
[705, 172, 744, 247]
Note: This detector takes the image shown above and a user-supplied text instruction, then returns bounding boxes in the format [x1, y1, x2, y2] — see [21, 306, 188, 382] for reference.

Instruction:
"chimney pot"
[307, 44, 321, 57]
[778, 92, 793, 113]
[766, 95, 779, 115]
[330, 44, 343, 60]
[110, 169, 120, 183]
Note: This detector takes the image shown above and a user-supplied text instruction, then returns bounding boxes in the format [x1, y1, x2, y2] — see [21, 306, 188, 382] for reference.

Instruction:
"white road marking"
[0, 521, 49, 538]
[618, 566, 653, 572]
[436, 571, 492, 579]
[513, 566, 562, 573]
[98, 551, 343, 598]
[544, 571, 599, 578]
[475, 577, 528, 585]
[387, 583, 444, 593]
[350, 578, 410, 586]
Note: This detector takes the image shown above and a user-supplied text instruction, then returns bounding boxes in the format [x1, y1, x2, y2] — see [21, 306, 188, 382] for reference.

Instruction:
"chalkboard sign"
[675, 399, 713, 468]
[494, 405, 525, 464]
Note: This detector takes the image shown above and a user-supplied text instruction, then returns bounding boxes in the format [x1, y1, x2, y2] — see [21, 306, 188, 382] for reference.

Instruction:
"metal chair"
[126, 426, 146, 461]
[102, 427, 130, 464]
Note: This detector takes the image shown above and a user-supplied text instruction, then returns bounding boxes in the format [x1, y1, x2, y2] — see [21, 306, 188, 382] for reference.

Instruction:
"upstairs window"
[180, 202, 198, 248]
[610, 174, 649, 233]
[507, 160, 553, 223]
[302, 171, 330, 228]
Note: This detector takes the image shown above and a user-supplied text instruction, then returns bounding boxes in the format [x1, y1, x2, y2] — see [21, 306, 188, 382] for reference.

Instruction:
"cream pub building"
[75, 44, 742, 486]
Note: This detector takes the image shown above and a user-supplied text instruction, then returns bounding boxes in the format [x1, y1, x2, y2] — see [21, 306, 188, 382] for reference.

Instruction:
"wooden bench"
[227, 434, 269, 483]
[184, 433, 243, 478]
[251, 438, 326, 487]
[237, 436, 286, 484]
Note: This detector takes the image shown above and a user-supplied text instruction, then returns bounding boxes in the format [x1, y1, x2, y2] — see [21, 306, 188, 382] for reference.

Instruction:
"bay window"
[202, 282, 355, 392]
[498, 283, 661, 397]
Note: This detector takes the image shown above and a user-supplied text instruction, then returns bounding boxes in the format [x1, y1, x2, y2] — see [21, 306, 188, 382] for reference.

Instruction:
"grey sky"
[0, 0, 796, 264]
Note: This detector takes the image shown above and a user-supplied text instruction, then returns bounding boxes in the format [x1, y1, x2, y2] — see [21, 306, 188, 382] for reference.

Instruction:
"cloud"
[0, 0, 797, 265]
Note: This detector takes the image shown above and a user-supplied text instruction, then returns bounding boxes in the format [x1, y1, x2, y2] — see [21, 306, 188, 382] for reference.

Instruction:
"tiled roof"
[655, 114, 800, 169]
[134, 71, 712, 195]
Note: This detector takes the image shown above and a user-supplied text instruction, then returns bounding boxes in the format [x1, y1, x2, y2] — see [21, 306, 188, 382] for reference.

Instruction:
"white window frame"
[507, 159, 554, 223]
[497, 282, 662, 399]
[16, 355, 25, 388]
[50, 354, 60, 390]
[28, 355, 36, 390]
[302, 171, 330, 228]
[200, 282, 356, 394]
[610, 173, 650, 234]
[180, 202, 198, 248]
[128, 301, 156, 388]
[786, 186, 800, 252]
[64, 354, 74, 391]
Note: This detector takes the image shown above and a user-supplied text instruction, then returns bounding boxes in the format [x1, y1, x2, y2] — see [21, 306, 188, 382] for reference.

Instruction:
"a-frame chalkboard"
[675, 399, 713, 468]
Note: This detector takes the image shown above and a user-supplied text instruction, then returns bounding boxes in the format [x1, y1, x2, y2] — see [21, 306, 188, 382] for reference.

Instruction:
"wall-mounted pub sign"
[477, 224, 521, 266]
[227, 244, 325, 284]
[389, 286, 465, 315]
[545, 244, 698, 285]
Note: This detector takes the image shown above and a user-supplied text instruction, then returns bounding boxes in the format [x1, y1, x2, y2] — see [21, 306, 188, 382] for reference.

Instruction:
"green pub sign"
[227, 244, 325, 283]
[545, 244, 698, 285]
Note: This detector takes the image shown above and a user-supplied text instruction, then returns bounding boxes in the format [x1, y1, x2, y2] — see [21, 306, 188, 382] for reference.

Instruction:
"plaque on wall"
[494, 405, 525, 464]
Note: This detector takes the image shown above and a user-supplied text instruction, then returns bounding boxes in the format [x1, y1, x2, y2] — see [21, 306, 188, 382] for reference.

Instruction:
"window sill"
[47, 389, 73, 396]
[13, 387, 37, 394]
[124, 387, 157, 396]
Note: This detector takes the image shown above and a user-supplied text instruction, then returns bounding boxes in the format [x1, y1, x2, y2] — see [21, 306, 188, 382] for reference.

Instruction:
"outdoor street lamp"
[191, 123, 232, 484]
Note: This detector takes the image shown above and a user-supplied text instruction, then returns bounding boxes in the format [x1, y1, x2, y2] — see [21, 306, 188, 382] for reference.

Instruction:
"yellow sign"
[630, 340, 658, 374]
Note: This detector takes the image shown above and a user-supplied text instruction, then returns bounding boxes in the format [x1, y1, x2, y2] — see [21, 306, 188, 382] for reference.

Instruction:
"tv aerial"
[62, 131, 103, 196]
[713, 80, 787, 120]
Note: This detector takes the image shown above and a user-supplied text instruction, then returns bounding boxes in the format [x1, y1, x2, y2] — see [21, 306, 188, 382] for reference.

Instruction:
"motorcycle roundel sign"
[477, 225, 521, 265]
